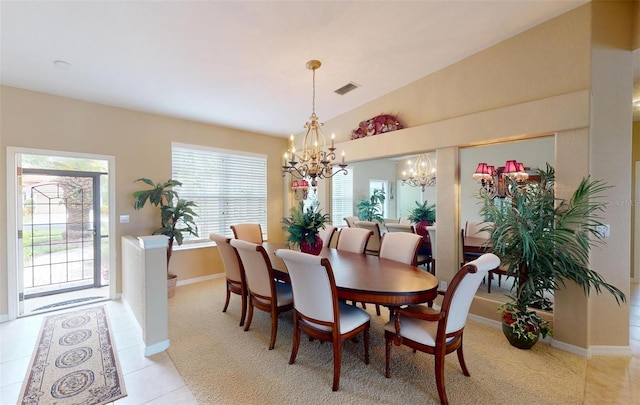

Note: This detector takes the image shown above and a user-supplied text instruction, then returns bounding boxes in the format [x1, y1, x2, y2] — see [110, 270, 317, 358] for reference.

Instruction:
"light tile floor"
[0, 300, 197, 405]
[1, 284, 638, 404]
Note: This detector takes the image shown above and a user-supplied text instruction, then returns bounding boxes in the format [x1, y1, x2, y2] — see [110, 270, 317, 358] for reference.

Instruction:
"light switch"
[120, 215, 130, 224]
[596, 224, 610, 238]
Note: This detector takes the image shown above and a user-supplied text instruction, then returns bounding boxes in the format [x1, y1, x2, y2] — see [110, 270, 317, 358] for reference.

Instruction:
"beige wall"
[319, 3, 632, 351]
[0, 87, 287, 316]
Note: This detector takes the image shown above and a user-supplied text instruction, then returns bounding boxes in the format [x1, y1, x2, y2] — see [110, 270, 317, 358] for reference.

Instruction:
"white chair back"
[230, 239, 272, 298]
[464, 221, 492, 240]
[209, 233, 242, 282]
[398, 217, 412, 225]
[275, 249, 336, 325]
[343, 216, 359, 228]
[379, 232, 422, 265]
[354, 221, 381, 253]
[231, 223, 264, 244]
[385, 223, 416, 233]
[318, 225, 337, 248]
[446, 253, 500, 333]
[336, 227, 372, 254]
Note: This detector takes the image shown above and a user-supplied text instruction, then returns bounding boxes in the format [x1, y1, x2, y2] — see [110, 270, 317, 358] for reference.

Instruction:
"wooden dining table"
[263, 242, 439, 307]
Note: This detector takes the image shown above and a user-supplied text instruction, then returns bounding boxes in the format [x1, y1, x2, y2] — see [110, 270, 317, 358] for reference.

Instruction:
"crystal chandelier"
[282, 60, 347, 187]
[401, 153, 436, 192]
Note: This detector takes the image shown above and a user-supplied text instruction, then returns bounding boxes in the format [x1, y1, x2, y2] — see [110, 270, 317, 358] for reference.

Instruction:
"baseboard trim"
[144, 339, 171, 356]
[176, 273, 223, 287]
[589, 345, 632, 357]
[551, 340, 590, 357]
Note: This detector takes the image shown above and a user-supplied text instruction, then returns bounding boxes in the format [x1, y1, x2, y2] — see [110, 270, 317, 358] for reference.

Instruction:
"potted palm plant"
[357, 188, 385, 222]
[478, 164, 625, 349]
[133, 178, 199, 297]
[407, 200, 436, 241]
[282, 201, 330, 255]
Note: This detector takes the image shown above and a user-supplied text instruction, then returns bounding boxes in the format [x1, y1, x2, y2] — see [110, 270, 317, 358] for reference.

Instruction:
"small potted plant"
[480, 165, 625, 349]
[282, 201, 329, 255]
[356, 188, 385, 222]
[407, 200, 436, 241]
[133, 178, 199, 296]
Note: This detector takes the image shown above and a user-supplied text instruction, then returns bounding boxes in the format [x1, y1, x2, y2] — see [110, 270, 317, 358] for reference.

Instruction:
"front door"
[19, 169, 106, 314]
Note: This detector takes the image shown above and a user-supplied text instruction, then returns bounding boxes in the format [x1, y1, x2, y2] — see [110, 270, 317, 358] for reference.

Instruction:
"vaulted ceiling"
[1, 1, 603, 136]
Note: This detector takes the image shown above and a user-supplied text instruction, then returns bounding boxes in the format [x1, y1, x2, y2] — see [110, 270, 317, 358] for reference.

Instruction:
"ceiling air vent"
[334, 82, 359, 95]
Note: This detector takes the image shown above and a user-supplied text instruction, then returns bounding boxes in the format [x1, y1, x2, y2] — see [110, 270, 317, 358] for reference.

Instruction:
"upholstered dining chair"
[462, 221, 503, 292]
[335, 227, 372, 254]
[354, 221, 382, 256]
[210, 233, 247, 326]
[385, 223, 433, 272]
[379, 232, 422, 266]
[229, 239, 293, 350]
[318, 224, 337, 248]
[231, 223, 264, 244]
[274, 249, 371, 392]
[384, 253, 500, 405]
[343, 216, 359, 228]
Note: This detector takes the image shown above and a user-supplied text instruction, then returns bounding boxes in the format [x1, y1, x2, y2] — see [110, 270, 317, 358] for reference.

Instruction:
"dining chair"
[335, 227, 372, 254]
[385, 223, 433, 273]
[274, 249, 371, 391]
[397, 217, 412, 225]
[231, 223, 264, 244]
[343, 216, 359, 228]
[384, 253, 501, 405]
[462, 221, 503, 292]
[379, 232, 422, 266]
[209, 233, 247, 326]
[354, 221, 382, 256]
[318, 224, 337, 248]
[230, 239, 293, 350]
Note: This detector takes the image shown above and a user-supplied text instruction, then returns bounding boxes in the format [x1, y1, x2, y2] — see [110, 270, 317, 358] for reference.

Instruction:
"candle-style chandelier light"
[281, 60, 347, 188]
[401, 153, 436, 192]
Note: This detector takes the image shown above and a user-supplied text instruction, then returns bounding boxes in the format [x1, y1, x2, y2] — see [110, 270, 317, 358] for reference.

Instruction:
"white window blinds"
[172, 143, 268, 240]
[331, 167, 353, 226]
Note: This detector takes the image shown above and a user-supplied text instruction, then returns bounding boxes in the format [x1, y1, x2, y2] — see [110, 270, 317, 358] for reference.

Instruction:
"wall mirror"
[459, 136, 554, 306]
[331, 152, 437, 227]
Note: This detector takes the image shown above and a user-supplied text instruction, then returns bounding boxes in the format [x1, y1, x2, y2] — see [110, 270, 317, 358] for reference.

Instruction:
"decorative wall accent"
[350, 114, 403, 140]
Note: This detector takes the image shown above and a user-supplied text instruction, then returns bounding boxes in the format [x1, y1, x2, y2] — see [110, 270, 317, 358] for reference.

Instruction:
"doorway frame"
[6, 146, 117, 320]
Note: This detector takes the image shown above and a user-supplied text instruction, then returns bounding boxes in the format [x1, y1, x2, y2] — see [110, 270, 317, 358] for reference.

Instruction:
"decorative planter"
[300, 236, 323, 255]
[167, 274, 178, 298]
[501, 322, 539, 350]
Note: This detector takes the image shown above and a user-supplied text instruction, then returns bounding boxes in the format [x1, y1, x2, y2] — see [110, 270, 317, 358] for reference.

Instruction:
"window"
[172, 143, 268, 241]
[331, 166, 354, 226]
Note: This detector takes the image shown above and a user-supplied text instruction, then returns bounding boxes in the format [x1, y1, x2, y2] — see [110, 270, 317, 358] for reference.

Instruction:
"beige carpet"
[18, 306, 127, 405]
[167, 278, 586, 404]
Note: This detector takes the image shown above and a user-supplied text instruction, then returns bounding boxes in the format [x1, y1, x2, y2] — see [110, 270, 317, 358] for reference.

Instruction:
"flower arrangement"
[499, 302, 551, 342]
[350, 114, 403, 140]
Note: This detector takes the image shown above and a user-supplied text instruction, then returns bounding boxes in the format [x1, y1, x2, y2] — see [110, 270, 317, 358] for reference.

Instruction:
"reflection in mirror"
[459, 137, 554, 307]
[332, 152, 437, 227]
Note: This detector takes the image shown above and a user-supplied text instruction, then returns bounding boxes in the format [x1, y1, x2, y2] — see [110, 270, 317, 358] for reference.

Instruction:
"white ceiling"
[1, 1, 593, 137]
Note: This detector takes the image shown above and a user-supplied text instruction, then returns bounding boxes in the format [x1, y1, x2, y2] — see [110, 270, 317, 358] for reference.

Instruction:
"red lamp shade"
[504, 160, 519, 174]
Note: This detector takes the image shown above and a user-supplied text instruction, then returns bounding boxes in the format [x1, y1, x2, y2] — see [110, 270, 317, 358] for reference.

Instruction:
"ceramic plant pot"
[501, 321, 539, 350]
[300, 236, 323, 255]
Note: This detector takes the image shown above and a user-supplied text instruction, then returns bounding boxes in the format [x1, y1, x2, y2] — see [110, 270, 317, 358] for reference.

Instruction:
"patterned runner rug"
[18, 306, 127, 405]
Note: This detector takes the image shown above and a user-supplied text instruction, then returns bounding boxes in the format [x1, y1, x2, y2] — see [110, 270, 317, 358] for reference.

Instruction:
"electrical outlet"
[119, 215, 130, 224]
[596, 224, 610, 238]
[439, 281, 448, 290]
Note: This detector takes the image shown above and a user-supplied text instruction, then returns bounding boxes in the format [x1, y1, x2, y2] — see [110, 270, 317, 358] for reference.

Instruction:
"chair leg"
[332, 338, 342, 391]
[222, 284, 231, 312]
[289, 315, 300, 364]
[239, 292, 247, 327]
[363, 329, 370, 364]
[243, 300, 254, 331]
[268, 309, 279, 350]
[434, 352, 449, 405]
[375, 304, 381, 316]
[456, 342, 470, 377]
